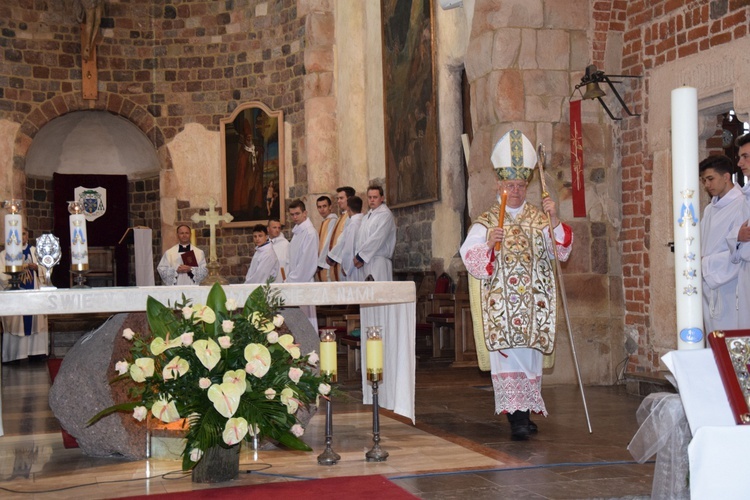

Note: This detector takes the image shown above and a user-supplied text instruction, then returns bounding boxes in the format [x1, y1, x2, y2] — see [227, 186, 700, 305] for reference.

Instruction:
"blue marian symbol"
[678, 202, 698, 227]
[679, 328, 703, 343]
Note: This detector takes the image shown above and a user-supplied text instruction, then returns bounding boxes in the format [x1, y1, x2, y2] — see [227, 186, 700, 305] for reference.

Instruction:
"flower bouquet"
[89, 282, 328, 472]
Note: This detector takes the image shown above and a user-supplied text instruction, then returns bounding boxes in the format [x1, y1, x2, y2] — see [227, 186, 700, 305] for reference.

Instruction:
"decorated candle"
[671, 87, 704, 350]
[495, 190, 508, 251]
[366, 327, 383, 382]
[4, 201, 23, 272]
[319, 329, 338, 382]
[69, 201, 89, 270]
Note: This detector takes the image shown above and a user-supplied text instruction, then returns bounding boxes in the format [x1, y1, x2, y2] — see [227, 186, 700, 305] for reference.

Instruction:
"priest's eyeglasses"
[501, 182, 527, 193]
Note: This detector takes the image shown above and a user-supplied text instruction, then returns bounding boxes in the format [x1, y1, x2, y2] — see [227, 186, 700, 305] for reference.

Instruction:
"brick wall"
[607, 1, 750, 371]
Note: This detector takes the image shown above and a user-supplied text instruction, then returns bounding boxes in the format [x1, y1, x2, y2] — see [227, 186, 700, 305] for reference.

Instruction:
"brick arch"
[12, 91, 172, 171]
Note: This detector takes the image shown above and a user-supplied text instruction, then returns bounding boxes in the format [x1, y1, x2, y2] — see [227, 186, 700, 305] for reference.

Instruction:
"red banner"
[569, 100, 586, 217]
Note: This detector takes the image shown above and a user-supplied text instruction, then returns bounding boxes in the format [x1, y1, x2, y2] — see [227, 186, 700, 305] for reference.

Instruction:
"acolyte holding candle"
[68, 201, 89, 271]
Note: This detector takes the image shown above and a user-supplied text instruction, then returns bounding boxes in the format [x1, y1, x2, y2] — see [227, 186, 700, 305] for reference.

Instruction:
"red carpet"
[47, 358, 79, 449]
[121, 474, 418, 499]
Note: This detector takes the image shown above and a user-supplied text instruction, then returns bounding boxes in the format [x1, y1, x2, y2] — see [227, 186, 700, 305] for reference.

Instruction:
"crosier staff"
[537, 143, 592, 434]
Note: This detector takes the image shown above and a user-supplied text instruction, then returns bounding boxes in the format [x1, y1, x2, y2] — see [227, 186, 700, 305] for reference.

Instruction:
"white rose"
[182, 306, 194, 320]
[180, 332, 194, 346]
[115, 360, 129, 375]
[272, 314, 284, 328]
[318, 383, 331, 396]
[264, 388, 276, 400]
[225, 299, 238, 311]
[132, 406, 147, 422]
[307, 351, 319, 366]
[199, 377, 212, 389]
[288, 367, 303, 384]
[222, 320, 235, 333]
[266, 331, 279, 344]
[218, 335, 232, 349]
[290, 424, 304, 437]
[122, 328, 135, 340]
[189, 448, 203, 462]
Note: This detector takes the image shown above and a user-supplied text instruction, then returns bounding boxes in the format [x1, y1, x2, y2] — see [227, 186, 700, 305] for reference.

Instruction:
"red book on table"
[708, 330, 750, 425]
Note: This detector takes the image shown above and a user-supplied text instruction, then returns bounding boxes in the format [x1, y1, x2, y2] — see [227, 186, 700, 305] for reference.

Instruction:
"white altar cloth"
[0, 282, 417, 422]
[662, 349, 750, 500]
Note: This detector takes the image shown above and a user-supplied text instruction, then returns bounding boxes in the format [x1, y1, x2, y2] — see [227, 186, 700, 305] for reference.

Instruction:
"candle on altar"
[319, 329, 338, 382]
[366, 326, 383, 381]
[190, 228, 197, 247]
[494, 190, 508, 251]
[69, 201, 89, 270]
[671, 87, 704, 350]
[4, 201, 23, 272]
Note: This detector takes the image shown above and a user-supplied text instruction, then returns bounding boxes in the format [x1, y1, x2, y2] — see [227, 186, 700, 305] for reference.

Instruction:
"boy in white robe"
[328, 195, 365, 281]
[244, 224, 280, 284]
[268, 218, 289, 280]
[354, 185, 396, 281]
[285, 199, 319, 330]
[727, 135, 750, 328]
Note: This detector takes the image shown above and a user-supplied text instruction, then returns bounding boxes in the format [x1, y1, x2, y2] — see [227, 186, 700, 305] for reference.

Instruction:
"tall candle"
[4, 207, 23, 272]
[366, 337, 383, 378]
[671, 87, 704, 350]
[495, 190, 508, 251]
[69, 205, 89, 270]
[319, 329, 338, 381]
[190, 228, 197, 247]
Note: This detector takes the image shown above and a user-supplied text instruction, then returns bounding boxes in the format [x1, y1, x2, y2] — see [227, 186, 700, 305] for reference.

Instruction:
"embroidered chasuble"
[475, 202, 557, 354]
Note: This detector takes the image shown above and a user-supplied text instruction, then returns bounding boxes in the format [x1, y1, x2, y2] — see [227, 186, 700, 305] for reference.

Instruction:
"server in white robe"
[328, 195, 365, 281]
[268, 218, 289, 280]
[285, 200, 320, 330]
[699, 155, 747, 333]
[0, 230, 49, 362]
[157, 224, 207, 286]
[244, 224, 280, 284]
[727, 135, 750, 328]
[354, 185, 396, 281]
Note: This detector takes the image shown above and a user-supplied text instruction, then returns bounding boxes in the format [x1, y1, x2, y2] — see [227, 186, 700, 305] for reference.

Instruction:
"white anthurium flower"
[122, 328, 135, 340]
[152, 398, 180, 423]
[221, 370, 247, 396]
[193, 304, 216, 324]
[250, 311, 275, 333]
[243, 343, 271, 378]
[280, 387, 299, 414]
[208, 382, 241, 418]
[192, 338, 221, 371]
[278, 334, 301, 359]
[162, 356, 190, 380]
[129, 358, 155, 382]
[223, 417, 249, 446]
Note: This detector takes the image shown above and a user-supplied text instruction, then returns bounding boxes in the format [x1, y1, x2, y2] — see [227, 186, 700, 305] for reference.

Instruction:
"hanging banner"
[569, 100, 587, 217]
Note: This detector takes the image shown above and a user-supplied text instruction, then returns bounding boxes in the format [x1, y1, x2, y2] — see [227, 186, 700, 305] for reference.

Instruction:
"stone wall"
[393, 204, 436, 273]
[127, 174, 161, 286]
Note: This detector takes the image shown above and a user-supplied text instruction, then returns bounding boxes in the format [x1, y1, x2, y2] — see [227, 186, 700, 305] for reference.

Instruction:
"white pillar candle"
[671, 87, 704, 349]
[70, 211, 89, 270]
[4, 211, 23, 272]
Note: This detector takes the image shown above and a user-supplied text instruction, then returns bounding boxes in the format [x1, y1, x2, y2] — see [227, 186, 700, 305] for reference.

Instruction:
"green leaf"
[147, 295, 177, 339]
[276, 430, 313, 451]
[206, 283, 228, 336]
[86, 402, 140, 426]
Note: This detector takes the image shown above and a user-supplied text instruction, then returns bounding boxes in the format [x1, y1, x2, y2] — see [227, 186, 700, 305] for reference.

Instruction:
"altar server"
[244, 224, 280, 284]
[325, 186, 355, 281]
[460, 130, 573, 440]
[268, 218, 289, 280]
[328, 195, 364, 281]
[0, 230, 49, 362]
[354, 185, 396, 281]
[315, 196, 338, 281]
[729, 135, 750, 328]
[285, 199, 319, 330]
[699, 154, 748, 333]
[157, 224, 207, 286]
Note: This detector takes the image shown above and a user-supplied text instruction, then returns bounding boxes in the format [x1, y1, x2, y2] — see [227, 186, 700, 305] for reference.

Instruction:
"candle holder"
[317, 329, 340, 466]
[70, 267, 90, 288]
[3, 271, 23, 291]
[365, 326, 388, 462]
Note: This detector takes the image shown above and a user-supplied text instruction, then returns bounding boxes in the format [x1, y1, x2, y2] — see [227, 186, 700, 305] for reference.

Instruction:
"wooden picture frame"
[381, 0, 439, 208]
[221, 101, 285, 228]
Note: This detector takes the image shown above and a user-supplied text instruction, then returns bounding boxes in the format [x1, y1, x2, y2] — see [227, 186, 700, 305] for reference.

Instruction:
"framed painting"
[221, 101, 285, 228]
[381, 0, 439, 208]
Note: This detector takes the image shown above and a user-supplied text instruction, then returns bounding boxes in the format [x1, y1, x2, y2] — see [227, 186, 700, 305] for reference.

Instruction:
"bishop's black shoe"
[506, 410, 531, 441]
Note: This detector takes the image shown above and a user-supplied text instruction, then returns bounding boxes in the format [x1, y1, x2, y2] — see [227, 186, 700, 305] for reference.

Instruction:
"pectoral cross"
[191, 198, 234, 264]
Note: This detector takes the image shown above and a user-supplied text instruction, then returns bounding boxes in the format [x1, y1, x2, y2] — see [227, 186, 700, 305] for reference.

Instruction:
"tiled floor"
[0, 356, 654, 499]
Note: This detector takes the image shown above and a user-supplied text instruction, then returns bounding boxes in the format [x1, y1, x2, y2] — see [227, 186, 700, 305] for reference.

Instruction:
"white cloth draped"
[134, 228, 155, 286]
[700, 185, 747, 332]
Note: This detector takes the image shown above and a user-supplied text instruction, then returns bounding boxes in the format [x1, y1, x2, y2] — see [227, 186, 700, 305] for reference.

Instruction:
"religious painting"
[221, 101, 285, 228]
[381, 0, 439, 208]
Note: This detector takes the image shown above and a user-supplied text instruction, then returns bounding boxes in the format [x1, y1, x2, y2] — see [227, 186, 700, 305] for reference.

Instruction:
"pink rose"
[181, 332, 194, 346]
[288, 367, 303, 384]
[290, 424, 304, 437]
[199, 378, 212, 389]
[218, 335, 232, 349]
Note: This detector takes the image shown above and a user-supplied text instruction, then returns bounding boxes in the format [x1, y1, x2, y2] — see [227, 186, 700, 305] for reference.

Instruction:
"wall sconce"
[574, 65, 642, 121]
